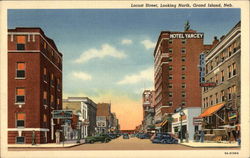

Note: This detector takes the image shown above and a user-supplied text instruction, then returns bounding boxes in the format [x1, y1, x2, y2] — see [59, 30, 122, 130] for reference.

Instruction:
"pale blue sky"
[8, 9, 240, 100]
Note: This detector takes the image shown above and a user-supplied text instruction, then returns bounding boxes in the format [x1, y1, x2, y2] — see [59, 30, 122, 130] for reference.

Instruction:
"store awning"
[198, 103, 225, 118]
[155, 120, 168, 127]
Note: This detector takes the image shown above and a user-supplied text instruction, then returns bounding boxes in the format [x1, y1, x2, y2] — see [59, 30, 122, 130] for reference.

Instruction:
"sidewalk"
[8, 139, 85, 148]
[179, 140, 240, 148]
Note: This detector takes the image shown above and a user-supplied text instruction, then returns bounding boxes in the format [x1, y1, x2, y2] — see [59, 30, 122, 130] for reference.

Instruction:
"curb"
[8, 143, 85, 148]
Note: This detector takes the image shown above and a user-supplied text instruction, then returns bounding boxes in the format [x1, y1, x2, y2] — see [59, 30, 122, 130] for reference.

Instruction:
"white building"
[171, 107, 202, 141]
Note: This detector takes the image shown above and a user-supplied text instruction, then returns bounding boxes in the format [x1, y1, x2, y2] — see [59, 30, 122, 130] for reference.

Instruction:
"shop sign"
[228, 111, 237, 122]
[200, 82, 217, 87]
[193, 117, 203, 125]
[52, 110, 73, 119]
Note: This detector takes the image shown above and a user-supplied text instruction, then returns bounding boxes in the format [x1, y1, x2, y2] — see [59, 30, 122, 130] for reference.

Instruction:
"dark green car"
[85, 134, 111, 144]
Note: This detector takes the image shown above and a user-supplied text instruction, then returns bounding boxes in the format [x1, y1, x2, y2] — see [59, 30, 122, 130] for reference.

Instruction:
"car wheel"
[90, 140, 94, 144]
[105, 139, 109, 143]
[162, 140, 167, 144]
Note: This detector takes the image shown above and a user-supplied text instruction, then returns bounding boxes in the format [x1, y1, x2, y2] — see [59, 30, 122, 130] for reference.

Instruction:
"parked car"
[151, 133, 178, 144]
[108, 134, 118, 139]
[123, 133, 129, 139]
[85, 134, 111, 143]
[139, 133, 151, 139]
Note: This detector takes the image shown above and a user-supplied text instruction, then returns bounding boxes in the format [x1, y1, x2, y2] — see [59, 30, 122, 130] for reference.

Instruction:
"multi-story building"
[153, 23, 213, 132]
[199, 22, 241, 135]
[110, 113, 120, 133]
[63, 97, 97, 137]
[96, 103, 111, 134]
[142, 90, 155, 132]
[8, 27, 63, 144]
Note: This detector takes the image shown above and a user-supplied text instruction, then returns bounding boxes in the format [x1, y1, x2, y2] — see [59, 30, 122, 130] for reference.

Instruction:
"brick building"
[8, 27, 63, 144]
[96, 103, 111, 134]
[153, 24, 213, 132]
[199, 22, 241, 134]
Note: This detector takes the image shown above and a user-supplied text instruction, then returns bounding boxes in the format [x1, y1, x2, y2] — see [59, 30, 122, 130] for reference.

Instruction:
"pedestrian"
[227, 128, 232, 143]
[195, 131, 199, 142]
[185, 131, 189, 143]
[200, 130, 205, 143]
[32, 130, 36, 145]
[56, 130, 60, 144]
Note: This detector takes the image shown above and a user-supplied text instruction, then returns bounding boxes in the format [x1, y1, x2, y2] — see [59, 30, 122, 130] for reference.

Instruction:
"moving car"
[85, 134, 111, 144]
[139, 133, 151, 139]
[123, 133, 129, 139]
[151, 133, 178, 144]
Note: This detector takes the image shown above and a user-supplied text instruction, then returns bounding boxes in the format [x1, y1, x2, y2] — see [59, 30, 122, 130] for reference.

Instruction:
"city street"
[9, 136, 239, 151]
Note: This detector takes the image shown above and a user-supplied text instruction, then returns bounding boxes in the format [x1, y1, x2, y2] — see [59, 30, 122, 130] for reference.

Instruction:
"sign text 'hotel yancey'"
[170, 33, 204, 39]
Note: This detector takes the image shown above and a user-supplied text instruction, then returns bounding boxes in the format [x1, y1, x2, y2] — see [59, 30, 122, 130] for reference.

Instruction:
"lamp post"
[180, 111, 185, 143]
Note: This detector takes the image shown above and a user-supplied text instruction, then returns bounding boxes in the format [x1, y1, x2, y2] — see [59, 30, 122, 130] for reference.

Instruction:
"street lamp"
[179, 110, 185, 143]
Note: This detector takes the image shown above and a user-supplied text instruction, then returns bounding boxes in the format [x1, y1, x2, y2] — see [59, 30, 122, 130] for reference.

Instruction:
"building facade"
[142, 90, 155, 132]
[199, 22, 241, 134]
[153, 25, 212, 132]
[96, 103, 111, 134]
[8, 27, 63, 144]
[63, 97, 97, 138]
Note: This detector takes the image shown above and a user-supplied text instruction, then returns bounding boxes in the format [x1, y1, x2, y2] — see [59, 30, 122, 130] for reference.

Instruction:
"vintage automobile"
[85, 134, 111, 143]
[151, 133, 178, 144]
[123, 133, 129, 139]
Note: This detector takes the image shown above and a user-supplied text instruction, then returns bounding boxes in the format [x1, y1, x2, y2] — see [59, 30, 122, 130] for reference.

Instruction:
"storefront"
[171, 107, 201, 141]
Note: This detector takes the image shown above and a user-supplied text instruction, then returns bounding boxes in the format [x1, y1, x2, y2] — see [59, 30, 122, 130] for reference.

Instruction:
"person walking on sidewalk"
[200, 130, 205, 143]
[56, 130, 60, 144]
[185, 131, 189, 143]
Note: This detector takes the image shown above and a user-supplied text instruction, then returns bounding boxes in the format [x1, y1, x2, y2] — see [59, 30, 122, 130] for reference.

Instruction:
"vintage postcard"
[0, 0, 249, 158]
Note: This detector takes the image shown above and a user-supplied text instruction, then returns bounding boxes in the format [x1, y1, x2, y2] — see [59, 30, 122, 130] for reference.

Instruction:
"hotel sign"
[193, 117, 203, 125]
[170, 33, 204, 39]
[200, 82, 217, 87]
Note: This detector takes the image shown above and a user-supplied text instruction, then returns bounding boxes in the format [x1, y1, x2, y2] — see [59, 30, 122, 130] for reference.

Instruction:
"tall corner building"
[8, 28, 63, 144]
[153, 27, 212, 125]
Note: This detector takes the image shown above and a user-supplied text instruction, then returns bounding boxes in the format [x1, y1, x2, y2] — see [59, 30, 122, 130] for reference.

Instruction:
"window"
[221, 90, 225, 101]
[206, 97, 208, 107]
[203, 98, 206, 108]
[16, 63, 25, 78]
[181, 101, 186, 106]
[181, 57, 186, 62]
[210, 95, 213, 106]
[168, 65, 173, 71]
[168, 83, 173, 88]
[43, 114, 47, 127]
[168, 57, 173, 62]
[215, 74, 218, 84]
[16, 88, 25, 103]
[169, 92, 173, 97]
[232, 63, 236, 76]
[228, 45, 233, 57]
[43, 68, 48, 82]
[169, 48, 173, 53]
[57, 78, 61, 90]
[181, 92, 186, 98]
[16, 36, 26, 50]
[181, 74, 186, 80]
[44, 42, 47, 49]
[50, 95, 54, 106]
[228, 65, 232, 78]
[168, 101, 173, 106]
[50, 73, 54, 87]
[210, 61, 213, 70]
[221, 70, 224, 82]
[181, 83, 186, 88]
[57, 98, 60, 106]
[16, 136, 25, 144]
[215, 93, 218, 103]
[16, 113, 25, 127]
[43, 91, 47, 105]
[181, 39, 186, 44]
[228, 87, 232, 100]
[168, 74, 173, 80]
[181, 48, 186, 54]
[169, 39, 173, 44]
[181, 65, 186, 71]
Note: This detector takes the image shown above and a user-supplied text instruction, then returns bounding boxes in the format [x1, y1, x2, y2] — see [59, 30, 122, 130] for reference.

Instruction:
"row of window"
[16, 113, 48, 128]
[203, 63, 237, 92]
[15, 87, 60, 107]
[168, 48, 186, 54]
[168, 65, 186, 71]
[16, 62, 61, 91]
[206, 37, 240, 73]
[167, 56, 187, 62]
[203, 85, 237, 108]
[168, 74, 187, 80]
[167, 101, 186, 107]
[168, 92, 186, 98]
[14, 35, 62, 67]
[169, 39, 186, 44]
[168, 83, 186, 89]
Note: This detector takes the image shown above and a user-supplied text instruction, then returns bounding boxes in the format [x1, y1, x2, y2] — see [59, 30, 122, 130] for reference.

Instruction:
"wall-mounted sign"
[170, 33, 204, 39]
[193, 117, 203, 125]
[200, 82, 217, 87]
[228, 111, 237, 122]
[52, 110, 73, 119]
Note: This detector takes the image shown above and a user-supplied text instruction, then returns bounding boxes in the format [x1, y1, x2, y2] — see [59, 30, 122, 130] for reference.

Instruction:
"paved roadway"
[9, 136, 239, 151]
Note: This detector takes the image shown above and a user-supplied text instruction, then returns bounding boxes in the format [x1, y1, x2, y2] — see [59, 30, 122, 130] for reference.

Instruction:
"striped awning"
[198, 103, 225, 118]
